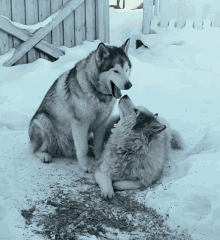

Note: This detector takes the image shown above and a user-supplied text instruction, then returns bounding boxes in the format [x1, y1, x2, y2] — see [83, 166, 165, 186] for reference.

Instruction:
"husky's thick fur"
[28, 39, 132, 172]
[94, 95, 184, 198]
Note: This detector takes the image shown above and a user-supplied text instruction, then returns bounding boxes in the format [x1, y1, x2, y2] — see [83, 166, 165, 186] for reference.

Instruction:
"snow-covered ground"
[1, 6, 220, 240]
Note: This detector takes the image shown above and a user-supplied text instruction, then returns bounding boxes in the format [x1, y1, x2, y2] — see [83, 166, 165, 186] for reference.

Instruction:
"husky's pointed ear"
[144, 123, 166, 141]
[96, 43, 110, 65]
[121, 38, 130, 54]
[152, 124, 166, 134]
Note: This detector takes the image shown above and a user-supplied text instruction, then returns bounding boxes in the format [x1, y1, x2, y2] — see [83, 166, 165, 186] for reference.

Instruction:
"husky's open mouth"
[110, 81, 122, 99]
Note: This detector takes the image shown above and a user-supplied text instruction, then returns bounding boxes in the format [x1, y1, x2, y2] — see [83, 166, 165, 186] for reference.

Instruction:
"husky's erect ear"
[145, 123, 166, 142]
[121, 38, 130, 54]
[151, 124, 166, 134]
[96, 43, 110, 65]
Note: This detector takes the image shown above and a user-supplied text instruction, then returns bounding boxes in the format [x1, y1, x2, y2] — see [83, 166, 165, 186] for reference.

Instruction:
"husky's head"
[117, 95, 166, 142]
[95, 39, 132, 99]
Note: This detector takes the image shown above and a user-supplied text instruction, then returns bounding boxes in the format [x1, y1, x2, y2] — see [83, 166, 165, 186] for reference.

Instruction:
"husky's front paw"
[100, 186, 115, 199]
[78, 156, 95, 173]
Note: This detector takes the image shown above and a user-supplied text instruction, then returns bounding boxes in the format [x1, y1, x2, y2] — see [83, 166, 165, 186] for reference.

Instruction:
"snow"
[1, 6, 220, 240]
[0, 9, 60, 33]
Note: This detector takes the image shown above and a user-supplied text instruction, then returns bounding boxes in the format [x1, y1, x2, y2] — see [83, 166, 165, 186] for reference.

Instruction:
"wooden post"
[212, 1, 220, 27]
[96, 0, 105, 42]
[3, 0, 84, 67]
[106, 0, 110, 43]
[117, 0, 120, 8]
[51, 0, 63, 47]
[25, 0, 39, 63]
[0, 0, 10, 55]
[39, 0, 52, 60]
[86, 0, 95, 42]
[194, 0, 203, 29]
[75, 2, 86, 45]
[177, 0, 185, 29]
[12, 0, 27, 64]
[63, 0, 76, 47]
[142, 0, 153, 35]
[103, 0, 109, 43]
[154, 0, 158, 16]
[159, 0, 161, 14]
[160, 0, 169, 28]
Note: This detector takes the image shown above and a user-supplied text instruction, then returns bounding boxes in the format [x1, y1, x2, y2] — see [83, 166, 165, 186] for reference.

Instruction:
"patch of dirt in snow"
[1, 132, 192, 239]
[21, 176, 192, 240]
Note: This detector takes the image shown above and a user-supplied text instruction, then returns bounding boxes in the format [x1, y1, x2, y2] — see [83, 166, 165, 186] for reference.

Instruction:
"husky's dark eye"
[114, 70, 119, 73]
[134, 108, 139, 114]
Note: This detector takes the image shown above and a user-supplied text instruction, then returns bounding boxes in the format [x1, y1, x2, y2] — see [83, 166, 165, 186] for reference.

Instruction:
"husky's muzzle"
[109, 81, 132, 99]
[118, 94, 135, 116]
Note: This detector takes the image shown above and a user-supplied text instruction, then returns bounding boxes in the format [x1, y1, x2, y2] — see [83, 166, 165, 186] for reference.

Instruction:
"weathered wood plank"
[63, 0, 75, 47]
[25, 0, 39, 63]
[39, 0, 51, 60]
[0, 16, 65, 58]
[212, 1, 220, 27]
[177, 0, 185, 29]
[103, 0, 109, 43]
[0, 0, 9, 55]
[51, 0, 63, 47]
[96, 0, 104, 42]
[142, 0, 153, 35]
[106, 0, 110, 43]
[160, 0, 169, 28]
[3, 0, 83, 67]
[8, 0, 13, 49]
[11, 0, 27, 64]
[75, 2, 85, 45]
[154, 0, 158, 16]
[194, 0, 203, 29]
[82, 1, 86, 41]
[85, 0, 95, 42]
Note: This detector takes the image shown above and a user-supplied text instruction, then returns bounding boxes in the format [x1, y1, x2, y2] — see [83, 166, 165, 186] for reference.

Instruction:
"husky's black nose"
[124, 82, 132, 90]
[122, 94, 129, 99]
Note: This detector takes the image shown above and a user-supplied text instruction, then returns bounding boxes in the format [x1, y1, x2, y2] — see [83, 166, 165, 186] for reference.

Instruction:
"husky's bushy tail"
[169, 129, 185, 150]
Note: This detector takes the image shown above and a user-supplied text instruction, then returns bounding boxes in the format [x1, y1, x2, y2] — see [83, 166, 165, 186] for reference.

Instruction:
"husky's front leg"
[93, 118, 109, 159]
[71, 121, 92, 172]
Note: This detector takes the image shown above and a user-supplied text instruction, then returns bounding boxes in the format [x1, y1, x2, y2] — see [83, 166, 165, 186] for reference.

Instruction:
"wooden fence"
[0, 0, 109, 65]
[143, 0, 220, 34]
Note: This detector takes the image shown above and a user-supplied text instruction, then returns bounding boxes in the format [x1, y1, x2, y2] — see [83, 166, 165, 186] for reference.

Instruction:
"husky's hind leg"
[29, 124, 52, 163]
[34, 137, 52, 163]
[29, 114, 54, 163]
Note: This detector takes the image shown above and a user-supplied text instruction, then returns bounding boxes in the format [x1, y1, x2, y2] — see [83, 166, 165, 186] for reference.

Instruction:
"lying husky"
[28, 39, 132, 172]
[94, 95, 184, 198]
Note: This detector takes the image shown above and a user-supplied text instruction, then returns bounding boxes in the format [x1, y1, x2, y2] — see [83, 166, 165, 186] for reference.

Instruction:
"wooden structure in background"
[0, 0, 110, 66]
[142, 0, 220, 35]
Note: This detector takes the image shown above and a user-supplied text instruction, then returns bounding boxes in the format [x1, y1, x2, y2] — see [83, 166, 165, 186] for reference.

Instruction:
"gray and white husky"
[94, 95, 184, 198]
[28, 39, 132, 172]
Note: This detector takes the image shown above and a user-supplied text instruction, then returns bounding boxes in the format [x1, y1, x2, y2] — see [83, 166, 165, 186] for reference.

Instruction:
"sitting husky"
[94, 95, 184, 198]
[28, 39, 132, 173]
